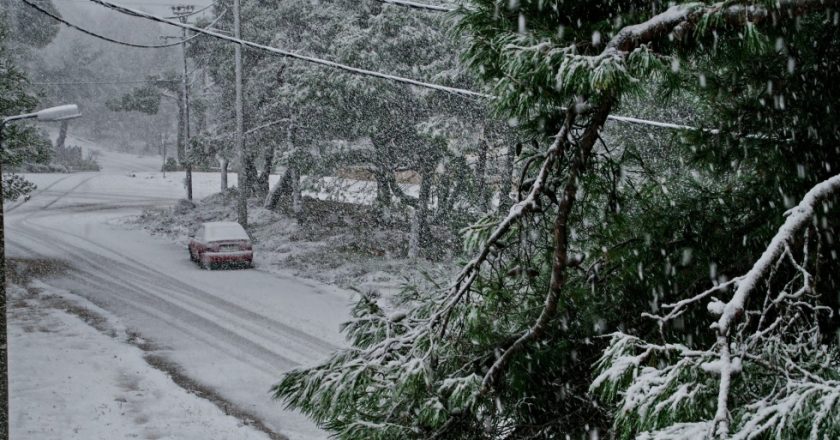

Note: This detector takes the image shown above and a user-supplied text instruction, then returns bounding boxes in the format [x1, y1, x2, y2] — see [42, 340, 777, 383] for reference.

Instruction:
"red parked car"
[188, 221, 253, 269]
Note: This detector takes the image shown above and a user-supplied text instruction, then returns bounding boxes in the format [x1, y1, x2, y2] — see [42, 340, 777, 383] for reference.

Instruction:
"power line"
[23, 0, 191, 48]
[607, 114, 720, 134]
[84, 0, 721, 133]
[22, 0, 226, 49]
[374, 0, 455, 12]
[86, 0, 491, 99]
[38, 0, 721, 133]
[51, 0, 200, 5]
[30, 79, 180, 85]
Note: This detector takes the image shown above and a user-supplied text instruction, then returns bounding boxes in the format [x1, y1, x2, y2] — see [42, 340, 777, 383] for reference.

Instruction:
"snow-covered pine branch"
[494, 0, 840, 109]
[592, 173, 840, 439]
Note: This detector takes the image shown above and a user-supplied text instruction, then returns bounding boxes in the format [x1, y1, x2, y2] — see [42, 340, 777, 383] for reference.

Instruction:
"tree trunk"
[255, 143, 276, 199]
[434, 166, 451, 224]
[476, 138, 489, 213]
[499, 142, 516, 213]
[407, 206, 419, 259]
[264, 167, 292, 211]
[220, 157, 228, 191]
[374, 167, 392, 224]
[417, 164, 433, 248]
[243, 153, 259, 197]
[290, 166, 301, 215]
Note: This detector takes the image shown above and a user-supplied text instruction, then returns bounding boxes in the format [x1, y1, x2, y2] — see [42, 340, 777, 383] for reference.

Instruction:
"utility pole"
[234, 0, 247, 227]
[169, 4, 194, 200]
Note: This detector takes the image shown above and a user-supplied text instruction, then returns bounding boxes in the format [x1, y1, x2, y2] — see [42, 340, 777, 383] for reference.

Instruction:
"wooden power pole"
[170, 4, 195, 200]
[234, 0, 247, 227]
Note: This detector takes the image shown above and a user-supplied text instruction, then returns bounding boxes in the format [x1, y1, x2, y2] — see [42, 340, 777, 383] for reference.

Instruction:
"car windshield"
[204, 223, 249, 242]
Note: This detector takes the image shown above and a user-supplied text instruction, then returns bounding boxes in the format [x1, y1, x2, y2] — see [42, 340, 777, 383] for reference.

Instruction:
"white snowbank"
[8, 283, 272, 440]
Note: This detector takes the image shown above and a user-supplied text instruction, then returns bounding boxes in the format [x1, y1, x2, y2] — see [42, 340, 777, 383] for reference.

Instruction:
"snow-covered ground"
[6, 134, 358, 439]
[7, 279, 272, 440]
[130, 191, 454, 297]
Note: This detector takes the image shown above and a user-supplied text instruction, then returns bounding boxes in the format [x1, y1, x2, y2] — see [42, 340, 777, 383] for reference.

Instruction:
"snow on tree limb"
[431, 106, 580, 340]
[375, 0, 455, 13]
[716, 174, 840, 334]
[479, 101, 614, 394]
[710, 173, 840, 437]
[607, 0, 840, 54]
[501, 0, 840, 102]
[593, 173, 840, 439]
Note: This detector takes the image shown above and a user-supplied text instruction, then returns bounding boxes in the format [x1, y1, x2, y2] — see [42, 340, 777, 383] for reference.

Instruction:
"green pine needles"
[273, 2, 840, 439]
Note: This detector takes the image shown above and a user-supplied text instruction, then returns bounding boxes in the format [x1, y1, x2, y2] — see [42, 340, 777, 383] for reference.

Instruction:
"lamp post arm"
[0, 115, 12, 440]
[1, 113, 36, 126]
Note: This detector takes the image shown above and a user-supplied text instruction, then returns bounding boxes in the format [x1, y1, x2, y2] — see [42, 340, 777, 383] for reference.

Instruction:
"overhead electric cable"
[374, 0, 455, 12]
[86, 0, 491, 99]
[23, 0, 226, 49]
[606, 114, 721, 134]
[78, 0, 727, 133]
[31, 79, 180, 85]
[52, 0, 192, 4]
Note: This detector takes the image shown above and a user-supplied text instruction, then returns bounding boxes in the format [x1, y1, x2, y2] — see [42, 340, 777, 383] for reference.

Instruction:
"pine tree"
[273, 1, 840, 438]
[0, 9, 54, 201]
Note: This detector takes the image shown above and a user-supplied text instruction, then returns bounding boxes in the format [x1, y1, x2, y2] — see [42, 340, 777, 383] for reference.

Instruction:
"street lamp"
[0, 103, 81, 439]
[2, 104, 82, 126]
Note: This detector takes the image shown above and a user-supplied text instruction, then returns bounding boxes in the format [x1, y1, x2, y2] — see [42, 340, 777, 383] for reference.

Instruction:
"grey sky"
[51, 0, 216, 40]
[53, 0, 213, 15]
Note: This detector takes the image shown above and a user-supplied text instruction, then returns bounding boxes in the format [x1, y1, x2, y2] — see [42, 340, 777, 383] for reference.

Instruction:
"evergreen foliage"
[0, 11, 54, 201]
[106, 83, 162, 115]
[273, 1, 840, 439]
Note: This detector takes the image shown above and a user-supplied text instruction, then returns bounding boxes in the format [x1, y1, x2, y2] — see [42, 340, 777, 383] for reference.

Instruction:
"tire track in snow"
[19, 215, 341, 352]
[7, 241, 291, 440]
[5, 173, 76, 212]
[7, 170, 344, 439]
[12, 175, 342, 360]
[9, 224, 335, 370]
[41, 174, 101, 209]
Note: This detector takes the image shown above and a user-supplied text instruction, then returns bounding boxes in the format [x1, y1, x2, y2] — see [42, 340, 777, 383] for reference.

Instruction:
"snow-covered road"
[7, 138, 351, 439]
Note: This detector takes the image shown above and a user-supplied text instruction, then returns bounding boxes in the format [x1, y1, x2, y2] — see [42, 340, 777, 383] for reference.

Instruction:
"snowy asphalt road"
[7, 140, 351, 439]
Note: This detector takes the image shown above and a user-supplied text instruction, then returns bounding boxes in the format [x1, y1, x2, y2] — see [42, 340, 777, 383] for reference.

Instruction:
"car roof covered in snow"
[202, 221, 249, 242]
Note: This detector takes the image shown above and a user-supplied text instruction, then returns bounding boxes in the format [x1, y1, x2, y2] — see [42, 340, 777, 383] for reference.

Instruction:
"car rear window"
[204, 223, 249, 242]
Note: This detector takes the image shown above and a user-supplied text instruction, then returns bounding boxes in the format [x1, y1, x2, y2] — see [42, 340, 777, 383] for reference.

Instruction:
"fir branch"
[480, 100, 615, 394]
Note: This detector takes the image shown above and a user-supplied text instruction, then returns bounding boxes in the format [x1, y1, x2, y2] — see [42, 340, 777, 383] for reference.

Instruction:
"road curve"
[7, 146, 350, 440]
